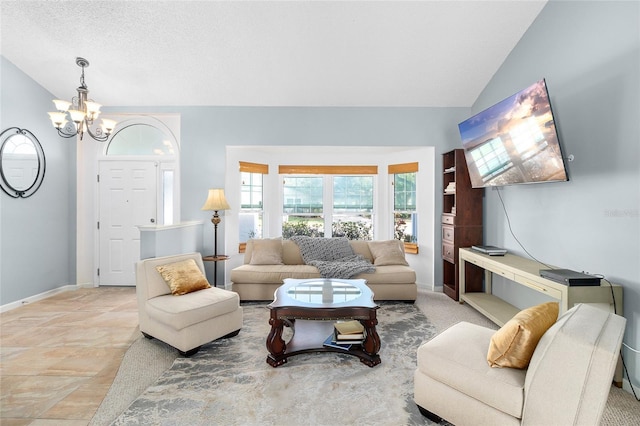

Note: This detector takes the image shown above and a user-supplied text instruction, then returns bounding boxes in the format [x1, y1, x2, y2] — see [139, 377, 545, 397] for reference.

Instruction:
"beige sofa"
[414, 303, 626, 425]
[230, 239, 417, 301]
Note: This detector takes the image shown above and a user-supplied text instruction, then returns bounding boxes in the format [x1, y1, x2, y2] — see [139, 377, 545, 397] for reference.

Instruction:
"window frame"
[390, 162, 419, 254]
[238, 161, 268, 252]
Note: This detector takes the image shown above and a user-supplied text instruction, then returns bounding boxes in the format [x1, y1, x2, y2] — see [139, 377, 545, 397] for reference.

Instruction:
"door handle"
[150, 218, 155, 223]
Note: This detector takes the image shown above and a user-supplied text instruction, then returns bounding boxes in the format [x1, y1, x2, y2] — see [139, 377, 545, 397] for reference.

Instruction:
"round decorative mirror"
[0, 127, 46, 198]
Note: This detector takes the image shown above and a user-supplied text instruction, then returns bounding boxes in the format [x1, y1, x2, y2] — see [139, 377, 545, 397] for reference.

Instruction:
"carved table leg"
[266, 311, 287, 367]
[361, 318, 381, 356]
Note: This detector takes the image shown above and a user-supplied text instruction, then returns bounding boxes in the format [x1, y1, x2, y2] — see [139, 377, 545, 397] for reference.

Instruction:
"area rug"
[112, 302, 437, 425]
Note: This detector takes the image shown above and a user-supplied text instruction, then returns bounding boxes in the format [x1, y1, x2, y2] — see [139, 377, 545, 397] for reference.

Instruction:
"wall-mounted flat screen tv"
[458, 79, 569, 188]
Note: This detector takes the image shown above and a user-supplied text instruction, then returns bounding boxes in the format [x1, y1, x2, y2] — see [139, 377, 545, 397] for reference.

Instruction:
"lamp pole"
[212, 210, 221, 258]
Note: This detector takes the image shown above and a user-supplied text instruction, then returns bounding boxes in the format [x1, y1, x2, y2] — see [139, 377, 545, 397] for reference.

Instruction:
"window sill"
[404, 242, 419, 254]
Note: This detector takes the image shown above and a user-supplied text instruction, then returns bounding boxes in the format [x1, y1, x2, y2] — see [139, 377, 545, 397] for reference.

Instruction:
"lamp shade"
[201, 188, 230, 211]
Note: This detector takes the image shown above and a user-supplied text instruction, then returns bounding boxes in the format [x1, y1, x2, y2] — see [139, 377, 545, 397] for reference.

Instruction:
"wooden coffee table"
[266, 278, 381, 368]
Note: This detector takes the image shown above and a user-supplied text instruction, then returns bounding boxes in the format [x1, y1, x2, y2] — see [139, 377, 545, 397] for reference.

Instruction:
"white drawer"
[442, 215, 455, 225]
[515, 274, 562, 299]
[463, 255, 483, 268]
[487, 264, 515, 281]
[442, 225, 454, 243]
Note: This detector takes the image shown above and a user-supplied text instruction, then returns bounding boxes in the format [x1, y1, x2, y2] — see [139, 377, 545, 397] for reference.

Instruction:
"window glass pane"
[394, 172, 416, 210]
[332, 176, 373, 240]
[283, 177, 323, 214]
[106, 124, 174, 156]
[394, 172, 417, 243]
[332, 214, 372, 240]
[162, 170, 174, 225]
[333, 176, 373, 212]
[240, 172, 263, 209]
[282, 176, 324, 238]
[282, 215, 325, 238]
[239, 212, 262, 241]
[394, 212, 417, 243]
[240, 172, 264, 242]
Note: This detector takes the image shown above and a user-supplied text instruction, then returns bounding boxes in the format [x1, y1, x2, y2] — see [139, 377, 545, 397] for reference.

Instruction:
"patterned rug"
[112, 302, 437, 425]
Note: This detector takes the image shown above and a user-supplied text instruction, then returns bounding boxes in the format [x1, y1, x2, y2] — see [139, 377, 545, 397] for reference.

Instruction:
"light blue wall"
[469, 1, 639, 388]
[0, 56, 75, 305]
[109, 105, 469, 281]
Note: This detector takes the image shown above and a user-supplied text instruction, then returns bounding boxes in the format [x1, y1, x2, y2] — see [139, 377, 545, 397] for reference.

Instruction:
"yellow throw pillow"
[367, 240, 409, 266]
[156, 259, 211, 295]
[487, 302, 559, 369]
[250, 238, 284, 265]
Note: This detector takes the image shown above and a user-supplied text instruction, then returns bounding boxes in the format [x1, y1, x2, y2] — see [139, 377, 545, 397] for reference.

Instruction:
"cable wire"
[496, 189, 554, 269]
[496, 188, 639, 401]
[623, 343, 640, 354]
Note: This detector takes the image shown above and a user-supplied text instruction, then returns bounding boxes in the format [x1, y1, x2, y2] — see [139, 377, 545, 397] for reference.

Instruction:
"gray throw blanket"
[290, 236, 375, 279]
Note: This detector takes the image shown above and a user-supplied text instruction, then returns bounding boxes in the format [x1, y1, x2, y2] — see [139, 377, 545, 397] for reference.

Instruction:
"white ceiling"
[1, 0, 547, 107]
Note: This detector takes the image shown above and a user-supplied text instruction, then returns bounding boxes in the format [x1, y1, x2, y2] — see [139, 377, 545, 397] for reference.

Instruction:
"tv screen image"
[458, 79, 569, 188]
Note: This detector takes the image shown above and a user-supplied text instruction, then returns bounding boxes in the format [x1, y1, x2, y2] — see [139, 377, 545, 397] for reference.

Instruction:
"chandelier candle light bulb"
[47, 57, 116, 142]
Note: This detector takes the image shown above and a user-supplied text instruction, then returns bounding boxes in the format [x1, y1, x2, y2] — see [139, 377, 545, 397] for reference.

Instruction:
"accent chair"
[135, 252, 243, 356]
[414, 303, 626, 425]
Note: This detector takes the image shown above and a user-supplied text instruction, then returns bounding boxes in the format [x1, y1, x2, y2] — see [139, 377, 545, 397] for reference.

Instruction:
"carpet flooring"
[107, 302, 435, 425]
[91, 290, 640, 425]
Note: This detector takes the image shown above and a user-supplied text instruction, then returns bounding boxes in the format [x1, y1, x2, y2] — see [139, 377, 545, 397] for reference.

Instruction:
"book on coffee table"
[334, 320, 364, 340]
[335, 331, 364, 341]
[323, 334, 352, 350]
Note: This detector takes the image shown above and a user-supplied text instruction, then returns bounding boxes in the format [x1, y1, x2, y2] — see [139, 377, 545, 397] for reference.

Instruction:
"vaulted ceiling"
[1, 0, 547, 107]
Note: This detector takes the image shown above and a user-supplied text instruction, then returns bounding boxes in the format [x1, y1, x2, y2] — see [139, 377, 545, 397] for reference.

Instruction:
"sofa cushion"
[349, 240, 374, 263]
[368, 240, 409, 266]
[230, 264, 321, 284]
[357, 265, 416, 284]
[282, 239, 305, 264]
[156, 259, 211, 295]
[418, 322, 527, 419]
[146, 287, 240, 331]
[249, 238, 284, 265]
[487, 302, 559, 369]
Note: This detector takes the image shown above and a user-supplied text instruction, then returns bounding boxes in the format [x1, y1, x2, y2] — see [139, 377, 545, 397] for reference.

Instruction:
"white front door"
[98, 160, 158, 286]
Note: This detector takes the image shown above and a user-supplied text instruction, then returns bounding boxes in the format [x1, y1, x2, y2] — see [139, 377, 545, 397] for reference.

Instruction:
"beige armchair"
[414, 303, 626, 425]
[136, 252, 243, 356]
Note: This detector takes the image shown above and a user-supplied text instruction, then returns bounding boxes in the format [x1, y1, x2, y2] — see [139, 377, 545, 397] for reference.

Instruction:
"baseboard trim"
[1, 285, 80, 313]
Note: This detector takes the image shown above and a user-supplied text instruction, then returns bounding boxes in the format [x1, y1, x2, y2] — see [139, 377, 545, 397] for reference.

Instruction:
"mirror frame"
[0, 127, 46, 198]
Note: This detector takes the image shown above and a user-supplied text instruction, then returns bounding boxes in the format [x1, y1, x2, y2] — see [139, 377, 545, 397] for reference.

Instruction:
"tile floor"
[0, 287, 139, 426]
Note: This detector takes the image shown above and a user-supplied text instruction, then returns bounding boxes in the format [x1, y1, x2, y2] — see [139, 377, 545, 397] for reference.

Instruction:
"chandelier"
[48, 57, 117, 142]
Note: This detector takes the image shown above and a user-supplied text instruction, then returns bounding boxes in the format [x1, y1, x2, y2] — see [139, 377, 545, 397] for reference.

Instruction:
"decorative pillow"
[487, 302, 559, 369]
[156, 259, 211, 295]
[250, 238, 284, 265]
[367, 240, 409, 266]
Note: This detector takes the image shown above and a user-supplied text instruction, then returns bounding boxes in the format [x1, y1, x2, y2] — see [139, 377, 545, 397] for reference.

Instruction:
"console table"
[458, 248, 623, 325]
[458, 247, 624, 386]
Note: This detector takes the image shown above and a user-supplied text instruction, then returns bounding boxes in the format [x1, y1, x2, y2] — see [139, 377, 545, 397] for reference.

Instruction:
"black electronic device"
[539, 269, 601, 286]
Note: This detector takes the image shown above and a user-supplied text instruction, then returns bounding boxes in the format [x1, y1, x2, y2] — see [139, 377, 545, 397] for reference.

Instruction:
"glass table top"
[285, 279, 364, 305]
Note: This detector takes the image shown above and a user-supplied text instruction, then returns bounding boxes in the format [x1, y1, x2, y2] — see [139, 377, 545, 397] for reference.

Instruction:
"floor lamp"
[201, 188, 230, 287]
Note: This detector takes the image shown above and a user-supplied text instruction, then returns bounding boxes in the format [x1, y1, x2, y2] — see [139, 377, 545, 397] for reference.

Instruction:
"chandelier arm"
[84, 120, 109, 142]
[57, 127, 80, 139]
